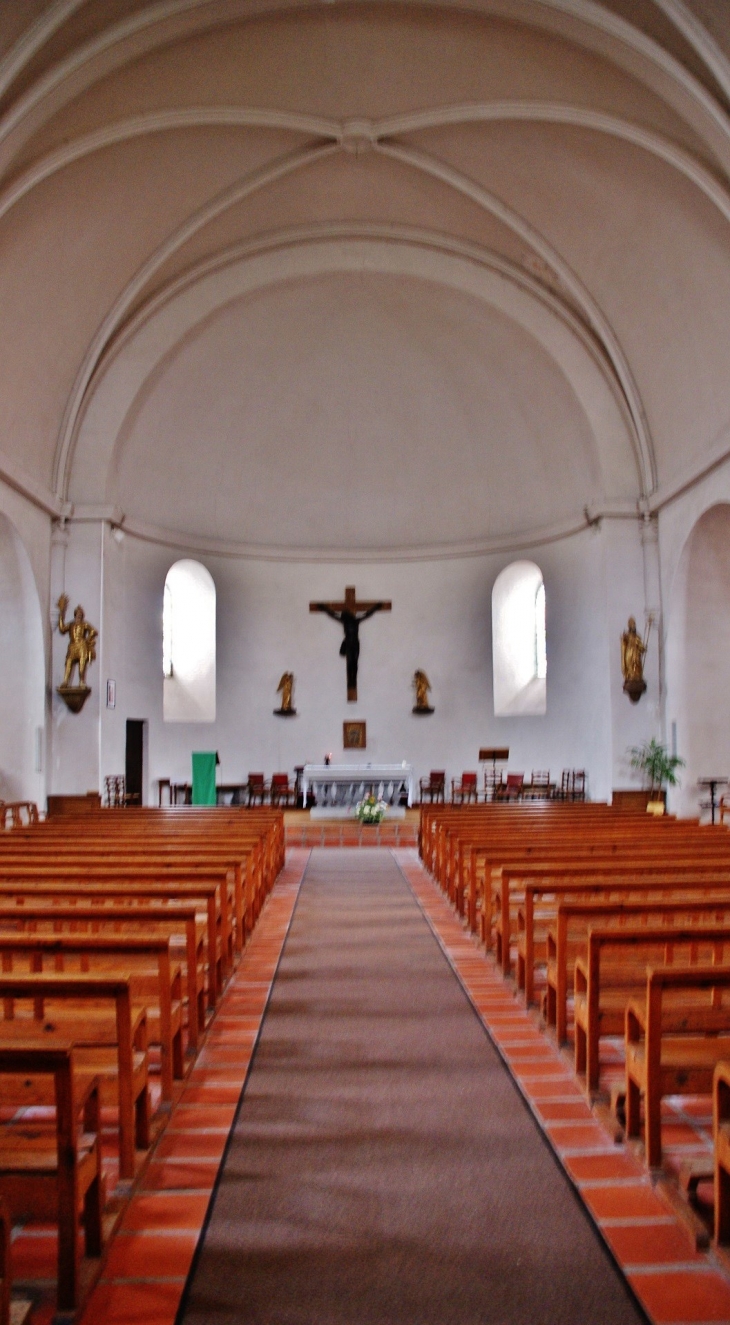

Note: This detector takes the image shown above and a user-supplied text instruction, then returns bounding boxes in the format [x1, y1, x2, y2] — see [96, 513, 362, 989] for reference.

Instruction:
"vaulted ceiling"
[2, 0, 730, 557]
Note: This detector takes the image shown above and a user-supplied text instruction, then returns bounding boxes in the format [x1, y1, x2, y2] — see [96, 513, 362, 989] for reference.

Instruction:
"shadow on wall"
[666, 503, 730, 819]
[0, 513, 45, 801]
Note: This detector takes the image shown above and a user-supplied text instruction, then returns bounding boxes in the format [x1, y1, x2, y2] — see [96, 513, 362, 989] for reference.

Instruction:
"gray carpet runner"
[180, 849, 646, 1325]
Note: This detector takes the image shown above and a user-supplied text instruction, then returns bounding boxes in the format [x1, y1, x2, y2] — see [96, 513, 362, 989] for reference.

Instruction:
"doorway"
[125, 719, 148, 806]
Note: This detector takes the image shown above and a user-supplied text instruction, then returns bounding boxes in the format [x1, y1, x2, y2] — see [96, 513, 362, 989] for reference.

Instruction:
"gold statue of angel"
[57, 595, 97, 688]
[276, 671, 295, 714]
[413, 669, 433, 713]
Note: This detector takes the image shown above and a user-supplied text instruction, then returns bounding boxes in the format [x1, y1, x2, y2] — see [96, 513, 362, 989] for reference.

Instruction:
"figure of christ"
[310, 586, 392, 701]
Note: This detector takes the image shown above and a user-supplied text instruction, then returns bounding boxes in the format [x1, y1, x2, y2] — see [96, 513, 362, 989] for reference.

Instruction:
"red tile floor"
[396, 847, 730, 1325]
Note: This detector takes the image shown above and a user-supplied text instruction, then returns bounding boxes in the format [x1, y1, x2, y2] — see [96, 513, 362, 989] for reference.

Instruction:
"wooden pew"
[0, 873, 227, 1008]
[0, 1042, 101, 1312]
[573, 924, 730, 1092]
[0, 902, 206, 1052]
[516, 868, 730, 1005]
[626, 965, 730, 1168]
[714, 1061, 730, 1244]
[0, 974, 148, 1180]
[546, 896, 730, 1043]
[0, 842, 259, 955]
[0, 934, 183, 1102]
[492, 848, 730, 978]
[0, 1198, 9, 1325]
[7, 808, 285, 938]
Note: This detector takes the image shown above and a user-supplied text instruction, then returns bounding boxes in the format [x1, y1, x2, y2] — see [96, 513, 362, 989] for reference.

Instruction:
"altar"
[302, 763, 414, 812]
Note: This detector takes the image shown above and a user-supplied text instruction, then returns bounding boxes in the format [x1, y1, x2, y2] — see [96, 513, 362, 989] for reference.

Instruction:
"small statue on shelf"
[412, 669, 434, 715]
[274, 671, 296, 716]
[56, 595, 97, 712]
[621, 615, 652, 703]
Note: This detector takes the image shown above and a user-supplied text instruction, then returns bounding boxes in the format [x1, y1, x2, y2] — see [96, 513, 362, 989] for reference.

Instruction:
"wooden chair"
[451, 773, 478, 805]
[247, 773, 267, 807]
[483, 769, 505, 802]
[270, 774, 297, 808]
[570, 770, 586, 801]
[1, 804, 38, 830]
[0, 1042, 102, 1312]
[523, 771, 551, 801]
[495, 773, 524, 802]
[104, 775, 126, 808]
[419, 771, 445, 804]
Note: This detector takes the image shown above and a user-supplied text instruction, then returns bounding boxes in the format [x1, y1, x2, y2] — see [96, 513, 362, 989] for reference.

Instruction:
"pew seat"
[626, 966, 730, 1168]
[0, 1043, 102, 1312]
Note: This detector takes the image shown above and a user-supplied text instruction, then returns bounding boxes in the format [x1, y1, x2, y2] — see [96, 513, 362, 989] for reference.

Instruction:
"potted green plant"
[628, 738, 684, 810]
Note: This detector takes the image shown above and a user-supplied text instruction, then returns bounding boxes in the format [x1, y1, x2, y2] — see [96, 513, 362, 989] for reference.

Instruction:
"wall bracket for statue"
[621, 614, 652, 704]
[274, 671, 296, 716]
[56, 595, 97, 714]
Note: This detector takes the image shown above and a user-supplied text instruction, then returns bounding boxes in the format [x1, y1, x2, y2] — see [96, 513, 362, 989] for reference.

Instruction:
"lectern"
[479, 747, 509, 800]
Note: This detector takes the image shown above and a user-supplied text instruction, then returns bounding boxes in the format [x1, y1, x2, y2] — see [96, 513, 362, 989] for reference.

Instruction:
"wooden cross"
[310, 586, 392, 702]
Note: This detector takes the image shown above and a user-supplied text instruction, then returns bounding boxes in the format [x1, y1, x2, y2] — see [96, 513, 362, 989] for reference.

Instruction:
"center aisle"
[180, 849, 646, 1325]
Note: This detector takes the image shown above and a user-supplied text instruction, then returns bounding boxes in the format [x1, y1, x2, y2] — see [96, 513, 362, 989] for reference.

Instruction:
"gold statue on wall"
[621, 615, 652, 703]
[57, 595, 98, 712]
[274, 671, 296, 717]
[412, 669, 434, 715]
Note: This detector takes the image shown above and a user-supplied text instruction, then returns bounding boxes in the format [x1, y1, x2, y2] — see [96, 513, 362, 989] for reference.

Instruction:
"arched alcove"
[666, 503, 730, 817]
[492, 560, 547, 716]
[162, 559, 216, 722]
[0, 514, 45, 801]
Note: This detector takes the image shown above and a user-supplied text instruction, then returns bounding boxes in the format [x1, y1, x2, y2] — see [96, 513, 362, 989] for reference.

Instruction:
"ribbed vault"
[1, 0, 730, 556]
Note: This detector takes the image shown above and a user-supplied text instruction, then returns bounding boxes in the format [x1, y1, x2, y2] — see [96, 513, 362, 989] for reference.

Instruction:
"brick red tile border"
[76, 849, 310, 1325]
[395, 848, 730, 1325]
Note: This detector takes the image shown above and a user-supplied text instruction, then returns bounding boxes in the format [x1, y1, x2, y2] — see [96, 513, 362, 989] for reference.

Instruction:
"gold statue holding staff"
[621, 615, 653, 703]
[57, 595, 97, 688]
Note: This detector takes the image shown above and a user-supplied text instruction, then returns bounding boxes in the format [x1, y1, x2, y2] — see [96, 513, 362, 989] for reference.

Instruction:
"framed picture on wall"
[343, 721, 366, 750]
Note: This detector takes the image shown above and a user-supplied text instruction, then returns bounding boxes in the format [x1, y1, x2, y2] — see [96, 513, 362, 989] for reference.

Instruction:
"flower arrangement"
[355, 794, 387, 825]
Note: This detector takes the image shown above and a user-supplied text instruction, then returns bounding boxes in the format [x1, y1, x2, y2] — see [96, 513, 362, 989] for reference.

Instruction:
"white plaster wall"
[49, 520, 103, 796]
[81, 522, 617, 805]
[600, 517, 663, 794]
[662, 467, 730, 818]
[0, 508, 45, 803]
[0, 480, 52, 805]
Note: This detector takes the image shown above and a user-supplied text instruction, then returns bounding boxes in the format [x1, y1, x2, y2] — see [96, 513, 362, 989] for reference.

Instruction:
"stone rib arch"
[2, 0, 730, 178]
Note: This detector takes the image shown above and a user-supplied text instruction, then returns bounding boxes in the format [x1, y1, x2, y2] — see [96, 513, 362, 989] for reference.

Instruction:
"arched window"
[162, 560, 216, 722]
[492, 560, 547, 716]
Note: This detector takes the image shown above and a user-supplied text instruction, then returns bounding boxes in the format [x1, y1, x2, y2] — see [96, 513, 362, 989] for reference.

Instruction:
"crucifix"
[310, 586, 392, 701]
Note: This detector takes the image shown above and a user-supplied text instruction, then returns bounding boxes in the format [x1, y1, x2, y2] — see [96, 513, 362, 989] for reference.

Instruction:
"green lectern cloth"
[192, 752, 217, 806]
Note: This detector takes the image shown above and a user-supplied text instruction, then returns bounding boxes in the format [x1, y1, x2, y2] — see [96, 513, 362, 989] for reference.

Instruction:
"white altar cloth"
[302, 763, 414, 808]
